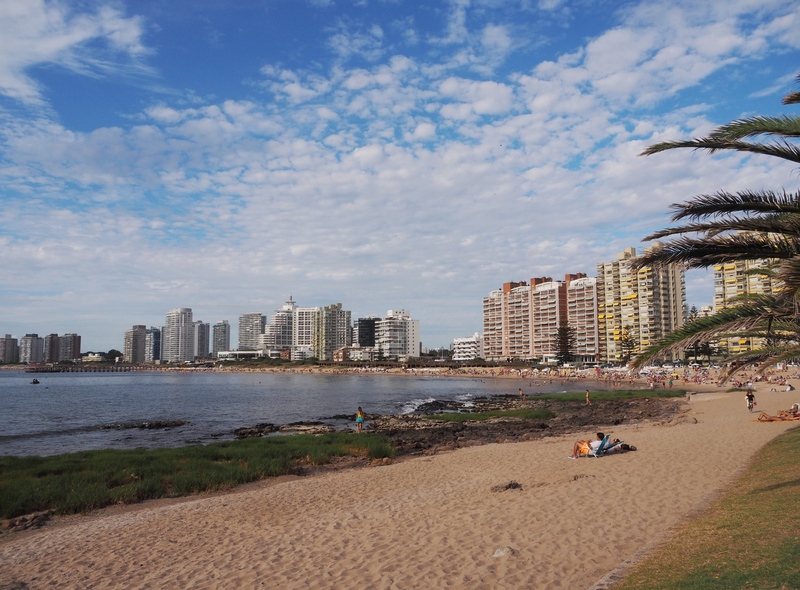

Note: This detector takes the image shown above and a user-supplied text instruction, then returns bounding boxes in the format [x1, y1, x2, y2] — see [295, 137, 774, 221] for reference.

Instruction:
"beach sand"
[2, 384, 799, 590]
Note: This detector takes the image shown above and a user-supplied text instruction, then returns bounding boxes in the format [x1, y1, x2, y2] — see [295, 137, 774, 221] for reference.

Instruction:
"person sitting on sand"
[570, 432, 605, 458]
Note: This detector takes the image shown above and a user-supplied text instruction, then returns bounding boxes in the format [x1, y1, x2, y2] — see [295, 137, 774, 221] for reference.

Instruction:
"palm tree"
[630, 75, 800, 379]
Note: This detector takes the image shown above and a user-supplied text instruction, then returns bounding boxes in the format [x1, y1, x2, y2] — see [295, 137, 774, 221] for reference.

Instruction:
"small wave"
[400, 397, 436, 414]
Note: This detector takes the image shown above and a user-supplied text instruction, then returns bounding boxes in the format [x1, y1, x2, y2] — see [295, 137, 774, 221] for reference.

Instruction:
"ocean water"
[0, 370, 594, 457]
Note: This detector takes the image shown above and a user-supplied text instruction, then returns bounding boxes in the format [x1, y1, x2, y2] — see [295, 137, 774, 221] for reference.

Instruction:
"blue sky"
[1, 0, 799, 352]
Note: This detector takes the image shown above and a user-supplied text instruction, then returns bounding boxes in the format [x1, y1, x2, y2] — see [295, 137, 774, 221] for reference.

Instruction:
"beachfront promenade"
[1, 378, 798, 589]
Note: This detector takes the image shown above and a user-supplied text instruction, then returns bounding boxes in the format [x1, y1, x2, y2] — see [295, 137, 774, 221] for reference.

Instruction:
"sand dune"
[2, 385, 798, 589]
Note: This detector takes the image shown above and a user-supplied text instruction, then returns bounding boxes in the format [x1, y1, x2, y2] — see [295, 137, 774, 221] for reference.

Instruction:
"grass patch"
[0, 432, 394, 519]
[614, 425, 800, 590]
[422, 408, 556, 423]
[534, 389, 687, 402]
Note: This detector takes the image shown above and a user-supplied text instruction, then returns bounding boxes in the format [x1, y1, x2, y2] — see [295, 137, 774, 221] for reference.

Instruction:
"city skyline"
[2, 1, 799, 352]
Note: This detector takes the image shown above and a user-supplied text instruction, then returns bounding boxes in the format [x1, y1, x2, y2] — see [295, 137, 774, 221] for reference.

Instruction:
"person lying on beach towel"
[756, 411, 800, 422]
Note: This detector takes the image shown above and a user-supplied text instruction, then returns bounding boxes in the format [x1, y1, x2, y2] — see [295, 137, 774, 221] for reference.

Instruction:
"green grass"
[421, 407, 556, 423]
[534, 388, 687, 401]
[614, 425, 800, 590]
[0, 432, 394, 519]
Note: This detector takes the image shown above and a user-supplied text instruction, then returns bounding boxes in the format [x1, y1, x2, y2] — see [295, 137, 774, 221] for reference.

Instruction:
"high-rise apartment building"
[194, 321, 210, 359]
[713, 259, 775, 353]
[482, 275, 590, 362]
[319, 303, 351, 361]
[124, 325, 147, 363]
[145, 327, 161, 363]
[376, 310, 420, 360]
[567, 276, 599, 363]
[531, 277, 569, 362]
[354, 317, 379, 347]
[212, 321, 230, 357]
[59, 333, 81, 361]
[19, 334, 44, 364]
[44, 334, 60, 363]
[263, 298, 296, 352]
[238, 312, 264, 351]
[0, 335, 19, 364]
[162, 308, 194, 363]
[597, 245, 685, 364]
[292, 306, 320, 360]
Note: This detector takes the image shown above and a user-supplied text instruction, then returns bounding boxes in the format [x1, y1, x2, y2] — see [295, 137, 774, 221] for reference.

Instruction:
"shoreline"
[3, 381, 798, 588]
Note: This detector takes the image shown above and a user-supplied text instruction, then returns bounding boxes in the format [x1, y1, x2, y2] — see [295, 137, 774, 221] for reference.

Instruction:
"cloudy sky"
[2, 0, 799, 352]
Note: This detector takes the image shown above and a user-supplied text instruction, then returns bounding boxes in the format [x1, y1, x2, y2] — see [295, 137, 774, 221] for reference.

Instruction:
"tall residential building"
[530, 277, 568, 362]
[713, 259, 775, 353]
[354, 317, 379, 347]
[19, 334, 44, 364]
[318, 303, 351, 361]
[145, 327, 161, 363]
[194, 321, 210, 359]
[263, 298, 296, 352]
[238, 312, 264, 351]
[0, 335, 19, 364]
[452, 333, 484, 361]
[567, 276, 599, 363]
[376, 310, 420, 360]
[597, 245, 685, 364]
[59, 333, 81, 361]
[483, 276, 586, 362]
[44, 334, 60, 363]
[124, 325, 148, 363]
[162, 308, 194, 363]
[212, 321, 231, 357]
[292, 306, 321, 360]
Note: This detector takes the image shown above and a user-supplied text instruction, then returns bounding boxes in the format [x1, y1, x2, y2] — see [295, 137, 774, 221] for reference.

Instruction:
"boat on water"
[30, 378, 40, 384]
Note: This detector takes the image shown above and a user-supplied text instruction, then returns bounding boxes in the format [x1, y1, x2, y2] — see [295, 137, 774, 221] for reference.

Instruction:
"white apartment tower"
[376, 310, 420, 360]
[292, 306, 321, 360]
[567, 276, 599, 363]
[263, 297, 296, 352]
[530, 277, 568, 362]
[238, 312, 264, 351]
[162, 308, 194, 363]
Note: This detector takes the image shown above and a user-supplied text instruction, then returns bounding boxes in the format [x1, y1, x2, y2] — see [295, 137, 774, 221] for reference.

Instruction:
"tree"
[631, 74, 800, 379]
[619, 327, 638, 365]
[555, 320, 576, 365]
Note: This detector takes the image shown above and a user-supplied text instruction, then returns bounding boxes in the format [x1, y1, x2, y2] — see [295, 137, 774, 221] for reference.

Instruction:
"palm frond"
[643, 217, 800, 241]
[666, 190, 800, 221]
[707, 115, 800, 140]
[640, 138, 800, 164]
[631, 235, 798, 269]
[629, 298, 780, 369]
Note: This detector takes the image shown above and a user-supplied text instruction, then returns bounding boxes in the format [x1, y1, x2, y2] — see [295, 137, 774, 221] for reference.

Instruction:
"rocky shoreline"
[235, 394, 687, 458]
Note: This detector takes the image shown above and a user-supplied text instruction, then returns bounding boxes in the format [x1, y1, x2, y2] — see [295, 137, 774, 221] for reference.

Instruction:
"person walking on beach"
[585, 389, 591, 406]
[355, 406, 365, 433]
[519, 388, 526, 401]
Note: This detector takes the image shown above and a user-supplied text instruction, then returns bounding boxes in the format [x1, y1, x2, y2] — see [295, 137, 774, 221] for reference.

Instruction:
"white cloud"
[0, 0, 150, 105]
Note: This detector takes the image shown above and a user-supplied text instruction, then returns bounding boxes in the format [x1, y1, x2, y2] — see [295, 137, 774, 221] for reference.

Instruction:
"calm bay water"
[0, 370, 593, 457]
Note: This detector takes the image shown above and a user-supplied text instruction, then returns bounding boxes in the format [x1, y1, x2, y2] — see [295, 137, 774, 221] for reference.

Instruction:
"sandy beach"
[2, 382, 799, 589]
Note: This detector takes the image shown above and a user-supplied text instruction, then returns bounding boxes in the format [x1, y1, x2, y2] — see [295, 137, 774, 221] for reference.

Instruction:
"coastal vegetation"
[614, 425, 800, 590]
[0, 432, 393, 520]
